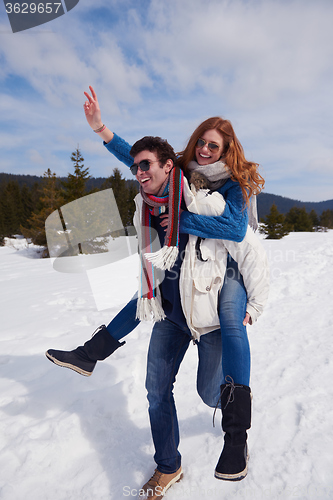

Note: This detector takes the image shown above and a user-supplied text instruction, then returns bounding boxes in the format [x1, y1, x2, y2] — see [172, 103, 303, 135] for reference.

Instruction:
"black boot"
[214, 376, 252, 481]
[45, 325, 125, 377]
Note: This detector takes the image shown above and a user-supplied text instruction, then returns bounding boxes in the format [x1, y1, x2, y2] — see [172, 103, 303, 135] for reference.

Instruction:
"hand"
[243, 313, 251, 326]
[160, 213, 169, 231]
[159, 210, 183, 231]
[83, 86, 103, 130]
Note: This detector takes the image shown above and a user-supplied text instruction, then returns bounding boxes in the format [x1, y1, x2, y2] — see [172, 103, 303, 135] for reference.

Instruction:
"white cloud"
[305, 156, 333, 175]
[28, 149, 45, 165]
[0, 22, 150, 113]
[131, 0, 333, 107]
[0, 0, 332, 202]
[86, 33, 152, 107]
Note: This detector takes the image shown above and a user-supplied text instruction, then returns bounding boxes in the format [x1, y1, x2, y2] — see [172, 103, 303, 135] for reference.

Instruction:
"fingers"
[159, 214, 169, 231]
[89, 85, 97, 100]
[159, 214, 169, 224]
[83, 91, 94, 104]
[83, 100, 91, 114]
[243, 312, 251, 326]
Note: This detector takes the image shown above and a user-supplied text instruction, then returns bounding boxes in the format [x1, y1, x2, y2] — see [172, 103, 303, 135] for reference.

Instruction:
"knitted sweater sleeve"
[103, 133, 133, 168]
[103, 135, 247, 242]
[179, 180, 248, 242]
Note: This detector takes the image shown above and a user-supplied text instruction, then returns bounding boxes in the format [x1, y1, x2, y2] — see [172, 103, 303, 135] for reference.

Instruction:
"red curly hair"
[177, 117, 265, 207]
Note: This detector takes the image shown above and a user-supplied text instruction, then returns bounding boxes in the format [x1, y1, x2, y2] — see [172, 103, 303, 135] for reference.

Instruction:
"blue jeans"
[106, 293, 140, 341]
[218, 257, 251, 387]
[146, 258, 250, 473]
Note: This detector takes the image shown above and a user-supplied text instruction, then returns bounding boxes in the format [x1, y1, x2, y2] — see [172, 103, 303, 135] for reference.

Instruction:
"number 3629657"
[5, 3, 62, 14]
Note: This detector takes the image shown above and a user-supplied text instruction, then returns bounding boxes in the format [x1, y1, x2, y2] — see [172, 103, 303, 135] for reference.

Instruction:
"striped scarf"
[136, 166, 184, 321]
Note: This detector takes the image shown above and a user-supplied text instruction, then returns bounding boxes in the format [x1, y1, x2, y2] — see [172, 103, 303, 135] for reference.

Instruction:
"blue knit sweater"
[104, 133, 248, 242]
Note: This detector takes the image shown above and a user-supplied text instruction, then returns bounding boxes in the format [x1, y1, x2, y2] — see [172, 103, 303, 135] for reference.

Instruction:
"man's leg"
[196, 329, 223, 408]
[145, 319, 191, 473]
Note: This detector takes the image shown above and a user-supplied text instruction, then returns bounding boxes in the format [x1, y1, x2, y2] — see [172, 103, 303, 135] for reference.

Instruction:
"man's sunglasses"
[196, 138, 220, 152]
[130, 159, 158, 175]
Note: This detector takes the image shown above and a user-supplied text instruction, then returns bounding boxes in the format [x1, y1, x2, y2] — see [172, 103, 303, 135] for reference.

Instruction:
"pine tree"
[0, 183, 6, 241]
[309, 209, 320, 230]
[126, 181, 139, 228]
[284, 206, 313, 232]
[320, 209, 333, 230]
[101, 168, 131, 228]
[20, 184, 34, 229]
[0, 188, 5, 243]
[21, 169, 63, 256]
[0, 181, 25, 236]
[61, 147, 90, 203]
[259, 204, 290, 239]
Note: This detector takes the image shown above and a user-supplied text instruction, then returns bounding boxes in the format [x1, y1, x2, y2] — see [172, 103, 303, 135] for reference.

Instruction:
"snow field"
[1, 231, 333, 499]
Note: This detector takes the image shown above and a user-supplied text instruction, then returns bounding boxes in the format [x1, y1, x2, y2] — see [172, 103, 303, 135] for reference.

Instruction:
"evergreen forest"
[1, 148, 333, 249]
[0, 148, 139, 253]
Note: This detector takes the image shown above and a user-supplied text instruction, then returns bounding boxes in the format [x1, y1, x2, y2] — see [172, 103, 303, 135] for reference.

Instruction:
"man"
[47, 136, 194, 498]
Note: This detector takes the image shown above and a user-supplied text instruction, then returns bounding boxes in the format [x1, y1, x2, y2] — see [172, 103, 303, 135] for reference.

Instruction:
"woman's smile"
[195, 129, 224, 165]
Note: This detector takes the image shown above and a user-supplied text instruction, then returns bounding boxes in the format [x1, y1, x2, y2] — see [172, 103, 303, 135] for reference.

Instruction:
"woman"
[180, 169, 269, 341]
[46, 86, 267, 488]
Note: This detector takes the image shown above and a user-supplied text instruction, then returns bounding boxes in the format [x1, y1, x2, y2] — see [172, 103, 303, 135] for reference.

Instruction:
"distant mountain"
[0, 172, 44, 189]
[1, 172, 332, 219]
[257, 192, 333, 219]
[0, 172, 138, 192]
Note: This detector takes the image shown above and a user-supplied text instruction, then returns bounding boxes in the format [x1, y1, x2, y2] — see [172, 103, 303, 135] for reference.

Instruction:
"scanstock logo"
[4, 0, 80, 33]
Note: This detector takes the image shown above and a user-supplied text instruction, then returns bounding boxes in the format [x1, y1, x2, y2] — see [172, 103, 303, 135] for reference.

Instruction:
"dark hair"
[130, 136, 176, 166]
[177, 117, 264, 207]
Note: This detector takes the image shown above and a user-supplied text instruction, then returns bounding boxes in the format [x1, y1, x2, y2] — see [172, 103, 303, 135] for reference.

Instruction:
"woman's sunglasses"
[196, 138, 220, 152]
[130, 159, 158, 175]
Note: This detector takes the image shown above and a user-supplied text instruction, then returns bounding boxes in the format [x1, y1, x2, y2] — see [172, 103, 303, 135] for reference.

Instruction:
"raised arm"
[83, 86, 114, 144]
[83, 86, 134, 168]
[83, 89, 247, 242]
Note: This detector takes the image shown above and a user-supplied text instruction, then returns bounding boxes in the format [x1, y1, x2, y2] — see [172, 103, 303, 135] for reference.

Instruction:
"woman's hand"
[83, 86, 114, 143]
[243, 312, 251, 326]
[161, 210, 252, 328]
[83, 86, 103, 130]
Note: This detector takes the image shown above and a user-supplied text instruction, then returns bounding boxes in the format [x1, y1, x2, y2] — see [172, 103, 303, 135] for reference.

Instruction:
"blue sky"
[0, 0, 332, 202]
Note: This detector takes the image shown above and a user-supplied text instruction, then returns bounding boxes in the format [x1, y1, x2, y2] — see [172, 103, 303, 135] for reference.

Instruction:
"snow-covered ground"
[1, 231, 333, 500]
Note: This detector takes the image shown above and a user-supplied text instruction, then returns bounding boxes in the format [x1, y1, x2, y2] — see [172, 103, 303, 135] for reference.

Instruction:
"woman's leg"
[145, 319, 191, 474]
[218, 256, 251, 386]
[106, 293, 139, 341]
[195, 255, 250, 407]
[214, 257, 252, 480]
[45, 294, 139, 376]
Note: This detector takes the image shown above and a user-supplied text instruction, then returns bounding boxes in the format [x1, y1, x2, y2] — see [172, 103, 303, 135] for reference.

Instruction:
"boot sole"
[45, 351, 93, 377]
[214, 452, 249, 482]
